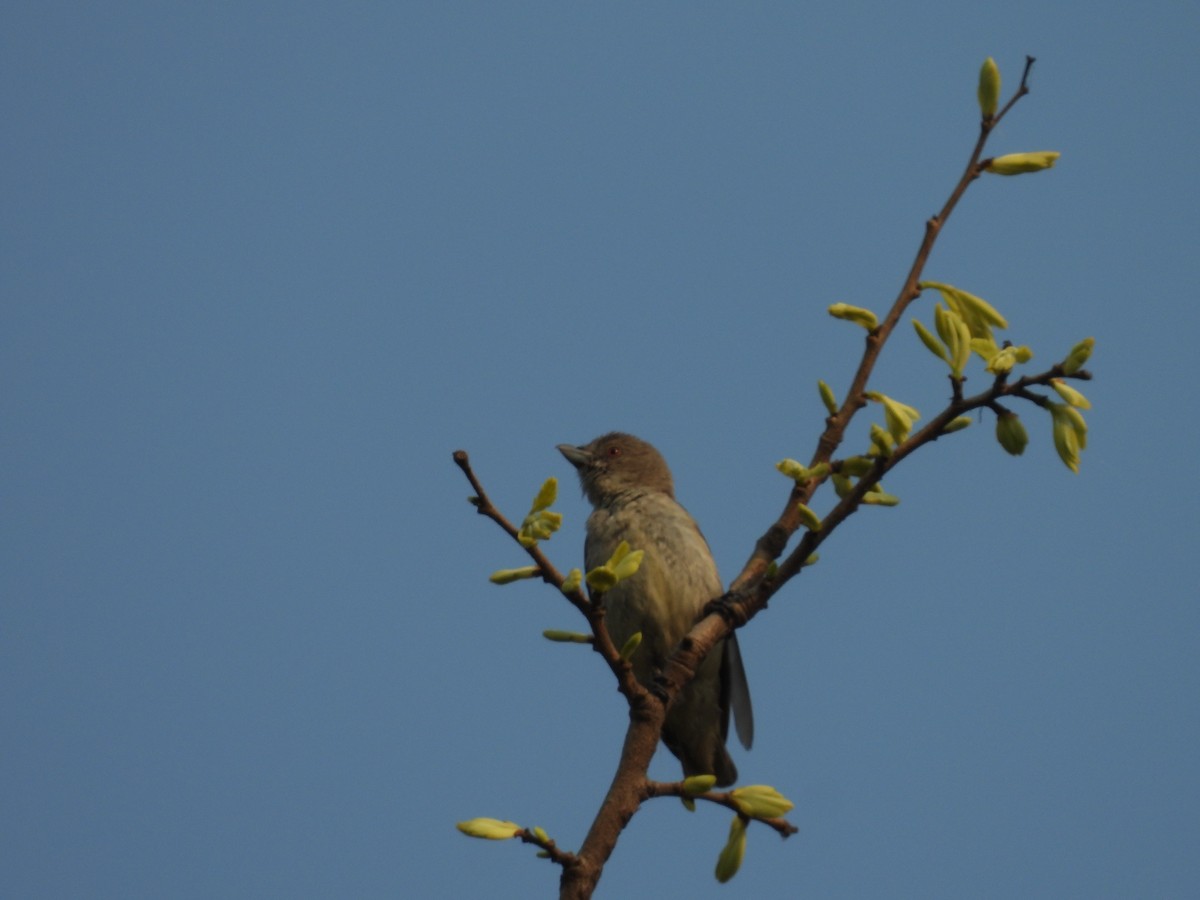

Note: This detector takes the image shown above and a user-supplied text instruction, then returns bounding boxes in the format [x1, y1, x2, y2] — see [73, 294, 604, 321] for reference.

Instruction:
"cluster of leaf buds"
[518, 477, 563, 547]
[976, 59, 1062, 174]
[1037, 340, 1093, 471]
[866, 391, 921, 443]
[489, 477, 567, 584]
[713, 785, 796, 882]
[913, 281, 1032, 380]
[827, 456, 899, 507]
[985, 343, 1034, 375]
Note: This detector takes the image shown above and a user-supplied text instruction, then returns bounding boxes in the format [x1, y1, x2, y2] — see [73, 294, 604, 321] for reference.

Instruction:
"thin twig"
[643, 780, 799, 839]
[453, 449, 589, 616]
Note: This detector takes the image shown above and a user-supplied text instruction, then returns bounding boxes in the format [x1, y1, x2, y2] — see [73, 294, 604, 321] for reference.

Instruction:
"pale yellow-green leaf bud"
[861, 490, 900, 506]
[1051, 378, 1091, 409]
[818, 379, 839, 415]
[943, 416, 973, 433]
[807, 462, 831, 480]
[776, 458, 808, 481]
[532, 826, 550, 844]
[832, 473, 853, 498]
[714, 815, 747, 884]
[1059, 404, 1088, 450]
[951, 313, 972, 378]
[518, 509, 563, 546]
[827, 302, 879, 331]
[840, 456, 875, 476]
[869, 423, 895, 457]
[869, 392, 921, 443]
[586, 566, 617, 593]
[683, 774, 718, 795]
[995, 411, 1028, 456]
[530, 477, 558, 513]
[605, 541, 632, 567]
[542, 629, 592, 643]
[619, 630, 643, 661]
[681, 796, 696, 812]
[913, 318, 950, 363]
[611, 548, 645, 582]
[985, 151, 1062, 175]
[587, 542, 642, 590]
[925, 281, 1008, 337]
[978, 57, 1001, 119]
[933, 302, 959, 348]
[561, 568, 582, 594]
[795, 503, 822, 532]
[1061, 337, 1095, 374]
[946, 283, 1003, 327]
[457, 818, 522, 840]
[984, 344, 1031, 375]
[804, 552, 820, 566]
[971, 336, 1000, 361]
[986, 346, 1017, 375]
[884, 403, 916, 442]
[489, 566, 540, 585]
[1049, 403, 1083, 473]
[931, 300, 973, 377]
[731, 784, 796, 819]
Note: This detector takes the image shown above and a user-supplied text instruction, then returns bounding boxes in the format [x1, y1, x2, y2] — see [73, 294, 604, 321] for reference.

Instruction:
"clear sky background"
[3, 3, 1197, 898]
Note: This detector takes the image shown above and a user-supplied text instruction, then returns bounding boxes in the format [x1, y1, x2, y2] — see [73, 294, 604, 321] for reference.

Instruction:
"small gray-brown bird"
[558, 432, 752, 786]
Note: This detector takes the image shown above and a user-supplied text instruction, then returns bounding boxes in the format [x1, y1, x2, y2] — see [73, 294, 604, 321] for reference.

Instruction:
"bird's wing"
[723, 632, 754, 750]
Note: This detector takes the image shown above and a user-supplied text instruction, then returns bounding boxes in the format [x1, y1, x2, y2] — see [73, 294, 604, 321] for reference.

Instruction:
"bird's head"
[557, 432, 675, 506]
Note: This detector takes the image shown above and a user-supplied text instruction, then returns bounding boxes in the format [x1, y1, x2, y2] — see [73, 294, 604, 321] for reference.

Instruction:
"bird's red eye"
[607, 446, 622, 457]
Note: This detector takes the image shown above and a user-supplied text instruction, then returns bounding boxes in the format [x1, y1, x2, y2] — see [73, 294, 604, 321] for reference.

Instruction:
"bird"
[558, 432, 752, 786]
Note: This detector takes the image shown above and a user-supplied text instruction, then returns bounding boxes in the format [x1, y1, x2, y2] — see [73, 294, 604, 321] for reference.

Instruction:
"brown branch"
[725, 60, 1038, 604]
[454, 449, 589, 617]
[452, 450, 647, 706]
[455, 58, 1060, 899]
[559, 711, 662, 898]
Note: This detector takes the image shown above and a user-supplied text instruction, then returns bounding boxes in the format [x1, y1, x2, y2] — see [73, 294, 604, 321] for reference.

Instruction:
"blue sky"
[3, 3, 1197, 898]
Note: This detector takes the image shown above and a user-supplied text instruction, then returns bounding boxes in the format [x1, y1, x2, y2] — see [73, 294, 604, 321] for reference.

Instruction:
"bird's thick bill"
[557, 443, 592, 468]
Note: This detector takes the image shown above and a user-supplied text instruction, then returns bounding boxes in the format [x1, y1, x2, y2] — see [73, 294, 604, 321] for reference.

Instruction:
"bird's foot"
[704, 590, 750, 628]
